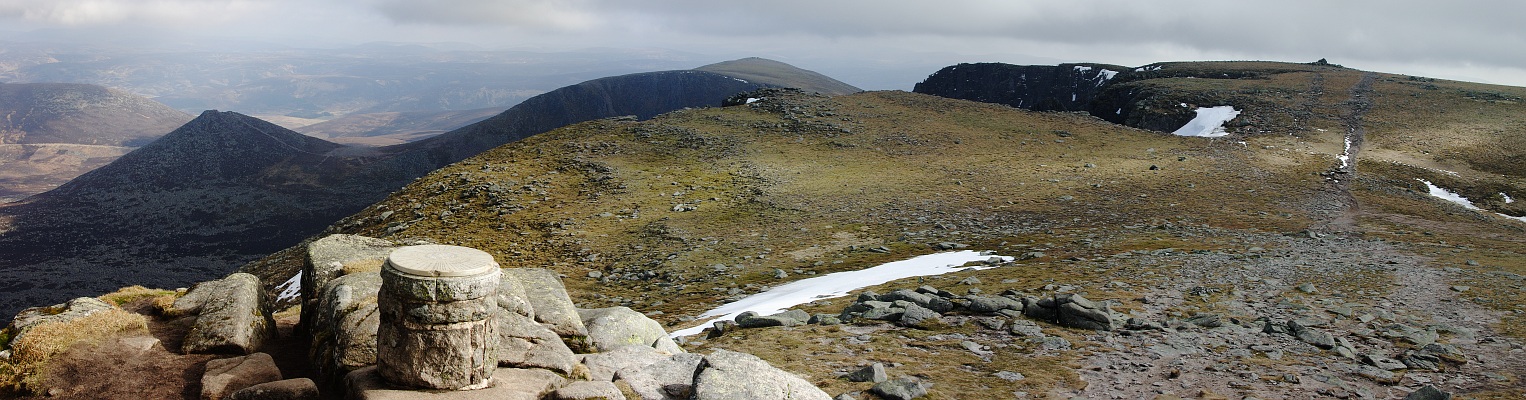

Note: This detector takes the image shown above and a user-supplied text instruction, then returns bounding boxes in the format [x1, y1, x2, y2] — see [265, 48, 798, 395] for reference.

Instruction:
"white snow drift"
[1172, 106, 1240, 137]
[669, 250, 1012, 337]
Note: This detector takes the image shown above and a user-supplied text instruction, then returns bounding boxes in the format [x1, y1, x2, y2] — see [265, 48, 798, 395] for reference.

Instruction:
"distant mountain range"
[0, 57, 860, 315]
[0, 42, 707, 117]
[0, 82, 191, 201]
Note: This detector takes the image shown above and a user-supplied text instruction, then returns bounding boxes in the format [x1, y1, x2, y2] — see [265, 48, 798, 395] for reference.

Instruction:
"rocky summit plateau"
[1, 60, 1524, 400]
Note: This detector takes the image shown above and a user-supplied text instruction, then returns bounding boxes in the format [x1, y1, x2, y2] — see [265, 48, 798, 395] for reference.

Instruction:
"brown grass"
[0, 308, 148, 393]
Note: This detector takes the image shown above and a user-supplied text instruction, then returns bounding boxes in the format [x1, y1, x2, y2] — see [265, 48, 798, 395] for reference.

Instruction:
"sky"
[2, 0, 1525, 89]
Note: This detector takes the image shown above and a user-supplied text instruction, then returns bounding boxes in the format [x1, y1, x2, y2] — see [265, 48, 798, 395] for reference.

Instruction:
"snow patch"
[275, 271, 302, 303]
[1171, 106, 1240, 137]
[1338, 137, 1353, 168]
[1419, 179, 1480, 210]
[669, 251, 1012, 337]
[745, 97, 761, 104]
[1073, 66, 1093, 73]
[1071, 93, 1077, 102]
[1504, 193, 1515, 203]
[1098, 69, 1119, 80]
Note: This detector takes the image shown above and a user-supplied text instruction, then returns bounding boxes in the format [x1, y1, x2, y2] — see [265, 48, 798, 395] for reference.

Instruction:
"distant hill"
[296, 108, 504, 146]
[0, 110, 370, 314]
[0, 82, 191, 201]
[0, 83, 190, 146]
[694, 57, 862, 96]
[0, 58, 860, 315]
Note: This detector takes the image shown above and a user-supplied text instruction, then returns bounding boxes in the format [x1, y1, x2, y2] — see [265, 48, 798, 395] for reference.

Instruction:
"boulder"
[1056, 294, 1112, 331]
[5, 297, 114, 345]
[897, 303, 943, 329]
[1287, 319, 1336, 349]
[869, 376, 929, 400]
[618, 353, 704, 400]
[226, 378, 320, 400]
[691, 349, 831, 400]
[496, 310, 577, 375]
[309, 271, 383, 386]
[1021, 297, 1057, 321]
[1404, 385, 1452, 400]
[845, 363, 887, 383]
[502, 268, 592, 352]
[965, 295, 1022, 314]
[736, 309, 809, 328]
[552, 381, 626, 400]
[580, 306, 683, 354]
[184, 273, 277, 354]
[302, 235, 397, 333]
[201, 353, 282, 400]
[583, 344, 669, 382]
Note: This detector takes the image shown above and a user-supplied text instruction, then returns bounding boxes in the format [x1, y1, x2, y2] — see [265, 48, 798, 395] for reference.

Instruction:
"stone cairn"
[376, 244, 501, 390]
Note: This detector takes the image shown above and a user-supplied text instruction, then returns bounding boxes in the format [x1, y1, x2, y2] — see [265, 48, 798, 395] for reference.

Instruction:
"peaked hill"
[0, 58, 860, 316]
[0, 111, 369, 314]
[0, 83, 192, 201]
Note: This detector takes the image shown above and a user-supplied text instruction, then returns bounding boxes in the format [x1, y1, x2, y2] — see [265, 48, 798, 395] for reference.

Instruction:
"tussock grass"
[0, 308, 147, 393]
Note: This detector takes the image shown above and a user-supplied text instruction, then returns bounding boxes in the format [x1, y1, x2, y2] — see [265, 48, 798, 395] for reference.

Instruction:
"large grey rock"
[496, 310, 577, 375]
[552, 381, 626, 400]
[1021, 297, 1057, 321]
[227, 378, 320, 400]
[869, 376, 929, 400]
[1404, 385, 1452, 400]
[736, 310, 808, 328]
[310, 271, 383, 387]
[5, 297, 114, 346]
[691, 349, 831, 400]
[897, 303, 942, 329]
[503, 268, 592, 352]
[302, 235, 397, 333]
[346, 366, 564, 400]
[618, 353, 703, 400]
[201, 353, 282, 400]
[845, 363, 887, 383]
[1056, 294, 1112, 331]
[965, 295, 1022, 314]
[184, 273, 278, 354]
[583, 344, 669, 382]
[581, 307, 684, 354]
[1288, 320, 1336, 349]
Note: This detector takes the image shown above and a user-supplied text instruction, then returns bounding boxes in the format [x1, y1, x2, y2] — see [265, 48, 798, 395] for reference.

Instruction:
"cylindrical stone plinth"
[376, 245, 501, 390]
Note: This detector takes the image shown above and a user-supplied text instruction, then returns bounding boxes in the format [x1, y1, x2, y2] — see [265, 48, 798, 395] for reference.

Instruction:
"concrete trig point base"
[377, 245, 502, 390]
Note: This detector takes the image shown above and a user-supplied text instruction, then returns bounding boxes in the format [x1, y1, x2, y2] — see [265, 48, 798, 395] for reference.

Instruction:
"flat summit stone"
[387, 245, 499, 277]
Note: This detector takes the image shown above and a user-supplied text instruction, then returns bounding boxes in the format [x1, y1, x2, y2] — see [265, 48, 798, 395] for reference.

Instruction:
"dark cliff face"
[913, 61, 1348, 134]
[913, 63, 1127, 113]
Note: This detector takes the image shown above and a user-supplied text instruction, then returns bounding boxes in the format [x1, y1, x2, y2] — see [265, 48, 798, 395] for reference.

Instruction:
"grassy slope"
[226, 62, 1524, 398]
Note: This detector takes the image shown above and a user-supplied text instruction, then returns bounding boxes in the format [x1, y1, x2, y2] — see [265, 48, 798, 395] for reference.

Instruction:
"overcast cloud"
[2, 0, 1523, 88]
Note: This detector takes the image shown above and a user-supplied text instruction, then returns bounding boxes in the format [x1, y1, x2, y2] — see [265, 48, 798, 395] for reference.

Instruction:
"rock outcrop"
[180, 273, 278, 354]
[299, 235, 830, 398]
